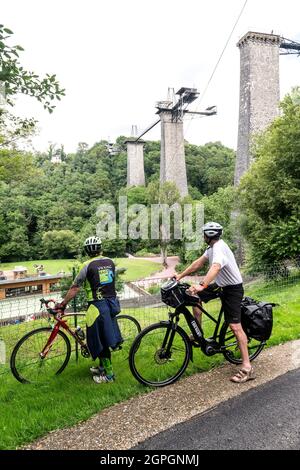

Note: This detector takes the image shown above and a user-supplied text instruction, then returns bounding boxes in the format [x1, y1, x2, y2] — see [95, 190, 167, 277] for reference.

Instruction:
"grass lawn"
[0, 258, 161, 282]
[0, 279, 299, 449]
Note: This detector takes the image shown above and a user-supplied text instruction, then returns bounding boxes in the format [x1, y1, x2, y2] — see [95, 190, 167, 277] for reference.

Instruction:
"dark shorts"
[198, 283, 244, 324]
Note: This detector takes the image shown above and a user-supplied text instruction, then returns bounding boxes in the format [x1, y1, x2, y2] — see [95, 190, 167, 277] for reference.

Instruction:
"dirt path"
[24, 339, 300, 450]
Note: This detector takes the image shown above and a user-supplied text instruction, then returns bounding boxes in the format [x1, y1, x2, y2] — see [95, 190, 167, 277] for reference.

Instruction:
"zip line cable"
[184, 0, 249, 134]
[199, 0, 248, 107]
[135, 0, 249, 143]
[158, 0, 249, 173]
[160, 0, 249, 188]
[133, 0, 249, 193]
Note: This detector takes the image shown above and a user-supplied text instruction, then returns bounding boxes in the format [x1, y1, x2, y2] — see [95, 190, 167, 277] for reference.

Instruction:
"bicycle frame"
[40, 313, 86, 359]
[170, 300, 226, 356]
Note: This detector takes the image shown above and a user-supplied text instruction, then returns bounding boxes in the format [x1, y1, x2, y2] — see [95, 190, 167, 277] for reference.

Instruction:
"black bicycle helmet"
[84, 236, 102, 255]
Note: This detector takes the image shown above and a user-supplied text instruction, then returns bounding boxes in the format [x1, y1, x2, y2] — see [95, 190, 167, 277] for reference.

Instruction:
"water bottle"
[0, 339, 6, 365]
[75, 326, 85, 341]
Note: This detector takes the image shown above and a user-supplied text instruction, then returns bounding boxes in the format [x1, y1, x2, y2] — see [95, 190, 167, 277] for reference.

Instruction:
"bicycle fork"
[160, 320, 178, 359]
[40, 324, 60, 358]
[160, 316, 193, 363]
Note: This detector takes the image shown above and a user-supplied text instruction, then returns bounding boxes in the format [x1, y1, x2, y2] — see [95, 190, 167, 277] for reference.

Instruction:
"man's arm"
[188, 262, 221, 294]
[60, 285, 81, 307]
[201, 263, 221, 287]
[59, 264, 88, 308]
[176, 255, 208, 281]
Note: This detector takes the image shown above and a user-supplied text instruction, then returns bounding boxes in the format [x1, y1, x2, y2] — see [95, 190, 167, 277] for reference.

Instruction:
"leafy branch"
[0, 25, 65, 113]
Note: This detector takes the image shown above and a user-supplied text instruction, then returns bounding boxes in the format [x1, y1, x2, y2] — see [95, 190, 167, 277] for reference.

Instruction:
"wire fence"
[1, 259, 299, 377]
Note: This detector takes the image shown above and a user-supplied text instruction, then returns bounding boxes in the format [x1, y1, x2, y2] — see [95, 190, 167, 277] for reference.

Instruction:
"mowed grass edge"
[0, 258, 161, 282]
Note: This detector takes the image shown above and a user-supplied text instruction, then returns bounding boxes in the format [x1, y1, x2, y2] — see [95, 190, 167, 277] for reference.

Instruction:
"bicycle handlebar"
[167, 279, 201, 303]
[39, 298, 64, 315]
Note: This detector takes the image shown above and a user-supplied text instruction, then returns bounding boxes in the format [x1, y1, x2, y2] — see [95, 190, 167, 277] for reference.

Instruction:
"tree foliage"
[42, 230, 79, 259]
[0, 136, 237, 262]
[239, 88, 300, 266]
[0, 24, 65, 149]
[0, 25, 65, 112]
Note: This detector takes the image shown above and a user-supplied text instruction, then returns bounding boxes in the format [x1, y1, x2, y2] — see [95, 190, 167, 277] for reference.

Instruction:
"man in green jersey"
[58, 236, 122, 384]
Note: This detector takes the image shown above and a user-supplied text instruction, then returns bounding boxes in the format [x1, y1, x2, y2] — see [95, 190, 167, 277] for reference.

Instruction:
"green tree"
[0, 25, 65, 112]
[0, 148, 38, 183]
[147, 181, 182, 267]
[239, 88, 300, 267]
[177, 186, 236, 270]
[185, 141, 235, 195]
[0, 110, 37, 149]
[42, 230, 79, 259]
[0, 25, 64, 149]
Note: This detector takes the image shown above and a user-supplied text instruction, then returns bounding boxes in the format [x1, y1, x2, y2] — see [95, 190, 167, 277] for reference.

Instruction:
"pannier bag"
[241, 297, 276, 341]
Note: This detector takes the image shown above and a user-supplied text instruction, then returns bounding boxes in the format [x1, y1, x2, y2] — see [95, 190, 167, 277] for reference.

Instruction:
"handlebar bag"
[161, 280, 185, 308]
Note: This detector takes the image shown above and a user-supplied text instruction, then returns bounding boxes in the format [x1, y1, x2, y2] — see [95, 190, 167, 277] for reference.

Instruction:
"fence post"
[72, 267, 79, 363]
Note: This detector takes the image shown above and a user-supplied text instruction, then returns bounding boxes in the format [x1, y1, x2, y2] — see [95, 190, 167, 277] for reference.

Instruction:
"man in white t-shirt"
[176, 222, 255, 384]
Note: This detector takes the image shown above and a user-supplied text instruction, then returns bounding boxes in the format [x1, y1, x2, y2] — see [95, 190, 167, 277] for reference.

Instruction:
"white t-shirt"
[203, 239, 243, 287]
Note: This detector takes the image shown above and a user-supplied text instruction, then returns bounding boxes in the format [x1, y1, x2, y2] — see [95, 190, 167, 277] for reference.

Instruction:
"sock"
[102, 358, 113, 377]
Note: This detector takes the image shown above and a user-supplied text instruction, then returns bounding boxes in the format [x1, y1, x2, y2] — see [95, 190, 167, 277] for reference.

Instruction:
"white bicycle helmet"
[202, 222, 223, 238]
[84, 236, 102, 255]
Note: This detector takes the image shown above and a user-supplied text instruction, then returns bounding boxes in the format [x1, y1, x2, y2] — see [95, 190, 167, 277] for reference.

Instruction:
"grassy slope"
[0, 258, 161, 281]
[0, 280, 299, 449]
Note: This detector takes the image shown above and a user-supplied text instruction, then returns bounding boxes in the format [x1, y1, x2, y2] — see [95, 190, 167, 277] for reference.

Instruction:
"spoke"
[13, 330, 69, 383]
[132, 326, 188, 384]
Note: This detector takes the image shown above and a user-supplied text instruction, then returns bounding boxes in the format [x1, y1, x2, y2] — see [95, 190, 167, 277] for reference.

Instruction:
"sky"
[1, 0, 300, 153]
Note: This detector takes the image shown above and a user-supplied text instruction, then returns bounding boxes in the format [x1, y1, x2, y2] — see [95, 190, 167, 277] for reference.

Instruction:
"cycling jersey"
[73, 256, 116, 301]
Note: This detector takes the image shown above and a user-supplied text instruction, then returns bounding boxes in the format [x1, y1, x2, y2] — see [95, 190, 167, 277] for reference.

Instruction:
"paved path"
[143, 256, 179, 280]
[134, 367, 300, 450]
[128, 255, 180, 280]
[24, 339, 300, 450]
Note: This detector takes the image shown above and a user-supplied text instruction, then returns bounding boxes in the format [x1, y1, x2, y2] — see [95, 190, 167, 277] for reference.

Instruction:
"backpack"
[241, 297, 276, 341]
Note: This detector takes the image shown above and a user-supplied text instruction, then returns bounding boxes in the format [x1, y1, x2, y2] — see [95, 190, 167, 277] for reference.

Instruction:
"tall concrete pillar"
[158, 107, 188, 197]
[126, 138, 145, 187]
[235, 32, 281, 185]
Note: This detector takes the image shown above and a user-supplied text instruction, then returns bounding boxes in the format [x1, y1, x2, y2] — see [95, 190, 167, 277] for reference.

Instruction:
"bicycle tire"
[117, 314, 141, 338]
[115, 314, 141, 358]
[219, 321, 265, 365]
[129, 322, 191, 387]
[10, 327, 71, 384]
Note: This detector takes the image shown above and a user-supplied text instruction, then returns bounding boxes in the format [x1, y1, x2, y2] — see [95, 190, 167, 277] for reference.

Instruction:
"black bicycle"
[129, 280, 265, 387]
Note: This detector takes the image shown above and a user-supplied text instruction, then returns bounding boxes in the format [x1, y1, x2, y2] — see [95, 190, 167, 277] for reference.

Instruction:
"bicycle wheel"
[115, 314, 141, 359]
[219, 322, 265, 365]
[10, 327, 71, 384]
[129, 322, 191, 387]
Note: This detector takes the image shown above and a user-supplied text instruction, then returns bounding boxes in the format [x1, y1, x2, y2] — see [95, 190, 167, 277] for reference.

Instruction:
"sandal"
[230, 367, 256, 383]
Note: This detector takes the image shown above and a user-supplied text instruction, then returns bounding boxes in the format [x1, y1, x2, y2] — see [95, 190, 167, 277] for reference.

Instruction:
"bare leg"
[229, 323, 251, 370]
[192, 304, 202, 327]
[189, 304, 203, 341]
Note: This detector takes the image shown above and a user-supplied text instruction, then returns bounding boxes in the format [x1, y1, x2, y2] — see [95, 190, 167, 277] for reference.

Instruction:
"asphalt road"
[134, 368, 300, 450]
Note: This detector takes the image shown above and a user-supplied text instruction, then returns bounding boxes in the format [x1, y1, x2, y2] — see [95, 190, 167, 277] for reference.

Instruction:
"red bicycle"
[10, 298, 141, 384]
